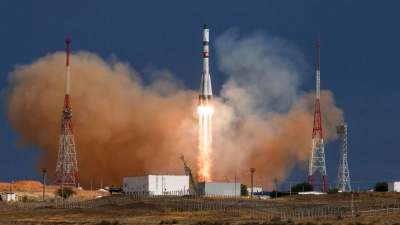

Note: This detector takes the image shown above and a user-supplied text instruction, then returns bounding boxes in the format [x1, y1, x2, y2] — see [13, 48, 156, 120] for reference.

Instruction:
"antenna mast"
[308, 37, 328, 191]
[54, 38, 79, 187]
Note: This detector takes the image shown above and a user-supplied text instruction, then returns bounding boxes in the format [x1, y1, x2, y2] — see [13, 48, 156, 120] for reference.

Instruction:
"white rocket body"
[199, 23, 213, 106]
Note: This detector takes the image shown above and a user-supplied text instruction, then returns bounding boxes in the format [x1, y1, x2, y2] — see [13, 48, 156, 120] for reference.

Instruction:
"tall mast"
[308, 36, 327, 191]
[313, 37, 322, 139]
[55, 38, 79, 187]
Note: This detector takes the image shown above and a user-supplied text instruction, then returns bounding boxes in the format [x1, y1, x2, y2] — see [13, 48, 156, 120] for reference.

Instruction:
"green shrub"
[326, 189, 339, 194]
[241, 184, 249, 196]
[270, 190, 282, 198]
[54, 187, 77, 199]
[374, 182, 388, 192]
[291, 182, 314, 192]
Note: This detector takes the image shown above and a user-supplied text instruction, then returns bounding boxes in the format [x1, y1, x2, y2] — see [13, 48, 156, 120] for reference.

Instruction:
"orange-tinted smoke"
[5, 52, 199, 188]
[5, 50, 343, 190]
[212, 90, 343, 188]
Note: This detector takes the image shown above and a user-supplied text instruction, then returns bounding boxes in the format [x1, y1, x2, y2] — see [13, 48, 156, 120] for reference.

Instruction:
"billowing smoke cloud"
[5, 52, 199, 187]
[5, 29, 343, 189]
[212, 29, 343, 187]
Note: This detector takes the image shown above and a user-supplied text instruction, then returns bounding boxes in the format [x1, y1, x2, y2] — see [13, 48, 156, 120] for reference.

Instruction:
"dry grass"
[0, 181, 400, 224]
[0, 180, 109, 201]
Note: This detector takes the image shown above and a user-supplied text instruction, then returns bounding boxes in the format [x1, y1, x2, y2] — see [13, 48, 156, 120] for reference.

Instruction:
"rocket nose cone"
[203, 23, 208, 29]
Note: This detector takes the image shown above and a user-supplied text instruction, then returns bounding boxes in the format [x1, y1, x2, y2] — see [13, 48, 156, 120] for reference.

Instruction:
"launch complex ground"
[1, 181, 400, 225]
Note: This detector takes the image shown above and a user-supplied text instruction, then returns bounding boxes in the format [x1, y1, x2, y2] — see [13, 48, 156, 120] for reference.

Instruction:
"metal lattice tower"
[336, 123, 351, 191]
[308, 37, 328, 191]
[180, 154, 197, 192]
[54, 38, 79, 187]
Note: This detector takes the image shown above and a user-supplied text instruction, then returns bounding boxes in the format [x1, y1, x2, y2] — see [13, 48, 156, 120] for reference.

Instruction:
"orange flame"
[198, 105, 213, 181]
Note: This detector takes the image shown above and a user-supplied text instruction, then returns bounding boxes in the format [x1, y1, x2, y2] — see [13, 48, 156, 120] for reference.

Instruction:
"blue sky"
[1, 1, 400, 190]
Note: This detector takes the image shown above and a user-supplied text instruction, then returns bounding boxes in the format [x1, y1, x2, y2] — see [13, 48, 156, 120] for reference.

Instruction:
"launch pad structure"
[180, 154, 197, 192]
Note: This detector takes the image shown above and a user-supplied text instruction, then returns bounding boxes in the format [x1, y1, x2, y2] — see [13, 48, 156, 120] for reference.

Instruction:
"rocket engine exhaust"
[197, 23, 213, 181]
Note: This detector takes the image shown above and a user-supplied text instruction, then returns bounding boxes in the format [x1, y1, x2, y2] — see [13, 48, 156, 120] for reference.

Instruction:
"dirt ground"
[0, 180, 110, 201]
[0, 181, 400, 225]
[0, 203, 399, 225]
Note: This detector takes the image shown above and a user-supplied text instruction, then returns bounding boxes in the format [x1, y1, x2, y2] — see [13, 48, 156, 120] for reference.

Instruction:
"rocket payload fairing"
[198, 23, 213, 106]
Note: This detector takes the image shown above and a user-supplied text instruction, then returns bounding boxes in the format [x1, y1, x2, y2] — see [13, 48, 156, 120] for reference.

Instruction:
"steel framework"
[308, 37, 328, 191]
[54, 38, 79, 187]
[336, 123, 351, 191]
[180, 154, 197, 192]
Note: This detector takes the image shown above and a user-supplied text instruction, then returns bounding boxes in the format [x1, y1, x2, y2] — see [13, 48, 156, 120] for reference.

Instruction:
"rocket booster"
[198, 23, 213, 106]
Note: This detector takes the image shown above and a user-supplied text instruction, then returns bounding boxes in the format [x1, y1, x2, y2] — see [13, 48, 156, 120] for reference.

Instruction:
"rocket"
[198, 23, 213, 106]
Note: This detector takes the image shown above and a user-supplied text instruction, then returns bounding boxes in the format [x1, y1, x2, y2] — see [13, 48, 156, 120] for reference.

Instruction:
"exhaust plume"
[5, 29, 343, 188]
[212, 29, 343, 187]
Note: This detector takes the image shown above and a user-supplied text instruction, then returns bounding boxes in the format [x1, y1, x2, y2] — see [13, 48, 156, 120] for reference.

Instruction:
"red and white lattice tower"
[54, 38, 79, 187]
[308, 37, 328, 191]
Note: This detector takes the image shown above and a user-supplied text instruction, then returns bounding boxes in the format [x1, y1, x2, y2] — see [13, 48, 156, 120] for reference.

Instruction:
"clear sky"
[1, 1, 399, 190]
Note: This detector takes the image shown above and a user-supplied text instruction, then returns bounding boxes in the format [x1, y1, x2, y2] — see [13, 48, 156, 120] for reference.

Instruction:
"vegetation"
[21, 195, 28, 202]
[326, 188, 339, 194]
[374, 182, 388, 192]
[241, 184, 248, 196]
[270, 190, 282, 198]
[54, 187, 77, 199]
[291, 182, 314, 192]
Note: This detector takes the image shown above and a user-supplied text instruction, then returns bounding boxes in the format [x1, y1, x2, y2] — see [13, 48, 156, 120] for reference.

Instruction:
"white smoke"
[215, 29, 309, 114]
[211, 28, 342, 184]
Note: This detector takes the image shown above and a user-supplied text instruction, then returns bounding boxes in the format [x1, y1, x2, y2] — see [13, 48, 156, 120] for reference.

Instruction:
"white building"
[197, 182, 241, 196]
[6, 193, 18, 201]
[123, 175, 189, 196]
[299, 191, 325, 195]
[247, 186, 262, 194]
[388, 181, 400, 192]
